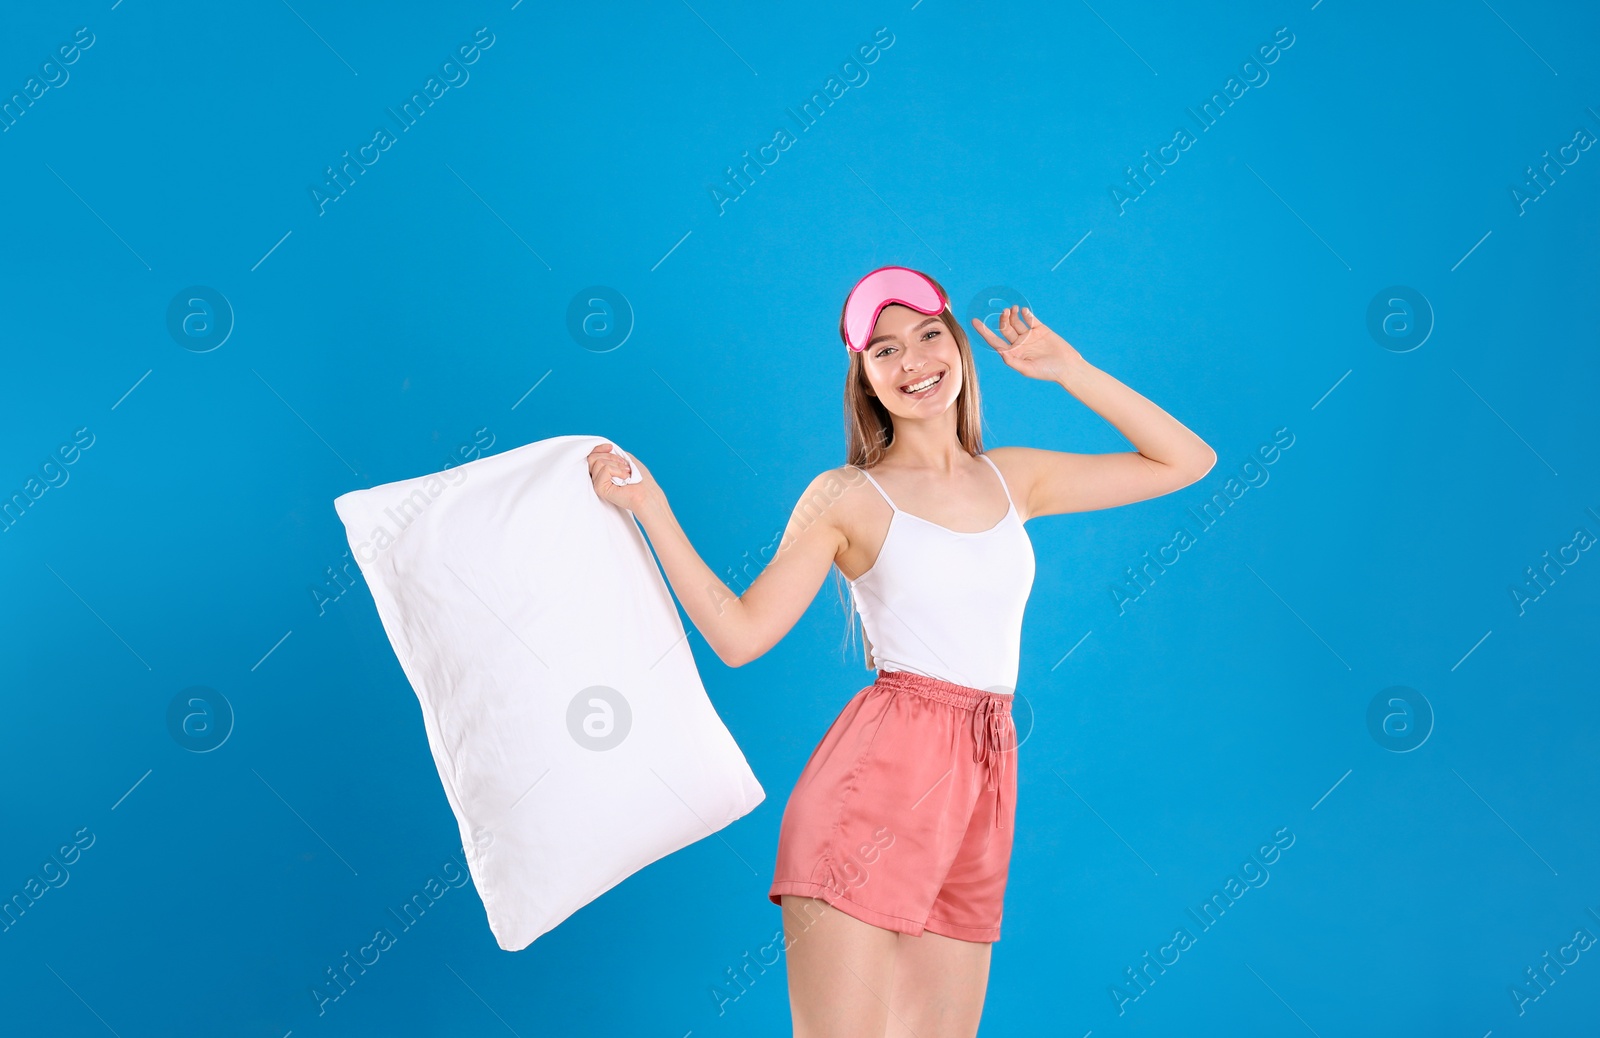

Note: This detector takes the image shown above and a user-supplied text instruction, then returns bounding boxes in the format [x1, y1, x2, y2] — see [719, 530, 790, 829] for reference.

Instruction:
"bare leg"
[780, 895, 902, 1038]
[884, 929, 992, 1038]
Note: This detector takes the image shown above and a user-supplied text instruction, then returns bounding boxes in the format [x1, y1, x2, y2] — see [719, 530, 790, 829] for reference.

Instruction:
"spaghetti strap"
[851, 465, 899, 513]
[978, 454, 1017, 512]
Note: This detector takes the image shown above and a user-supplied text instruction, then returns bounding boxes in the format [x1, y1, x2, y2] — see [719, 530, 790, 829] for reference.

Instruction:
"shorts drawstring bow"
[971, 693, 1015, 829]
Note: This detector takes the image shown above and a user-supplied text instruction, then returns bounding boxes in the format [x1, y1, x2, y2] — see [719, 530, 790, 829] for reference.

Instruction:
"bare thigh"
[780, 895, 900, 1038]
[884, 929, 992, 1038]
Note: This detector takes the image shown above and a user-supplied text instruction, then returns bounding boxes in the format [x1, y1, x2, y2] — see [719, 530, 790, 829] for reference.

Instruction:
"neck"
[876, 420, 971, 473]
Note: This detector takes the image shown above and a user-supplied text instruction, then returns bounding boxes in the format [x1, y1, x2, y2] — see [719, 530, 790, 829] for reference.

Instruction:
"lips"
[900, 371, 945, 396]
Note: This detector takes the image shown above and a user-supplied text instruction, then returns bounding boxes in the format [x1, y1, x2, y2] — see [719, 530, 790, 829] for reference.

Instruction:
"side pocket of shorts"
[825, 688, 898, 842]
[809, 692, 897, 895]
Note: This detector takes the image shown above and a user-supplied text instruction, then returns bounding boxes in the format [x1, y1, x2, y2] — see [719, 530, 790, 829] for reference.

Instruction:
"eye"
[922, 328, 942, 341]
[874, 344, 896, 358]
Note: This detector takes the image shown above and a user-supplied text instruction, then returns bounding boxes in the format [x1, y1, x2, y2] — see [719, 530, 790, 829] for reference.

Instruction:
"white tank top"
[845, 453, 1035, 693]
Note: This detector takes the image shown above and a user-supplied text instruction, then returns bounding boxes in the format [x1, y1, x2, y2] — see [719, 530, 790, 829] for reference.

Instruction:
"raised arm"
[970, 307, 1217, 519]
[590, 445, 848, 669]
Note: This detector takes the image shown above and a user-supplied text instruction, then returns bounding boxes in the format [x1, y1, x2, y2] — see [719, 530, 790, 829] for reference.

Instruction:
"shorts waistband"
[872, 668, 1013, 712]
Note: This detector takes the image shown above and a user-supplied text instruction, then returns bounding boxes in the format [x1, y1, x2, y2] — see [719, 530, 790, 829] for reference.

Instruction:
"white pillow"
[333, 433, 765, 951]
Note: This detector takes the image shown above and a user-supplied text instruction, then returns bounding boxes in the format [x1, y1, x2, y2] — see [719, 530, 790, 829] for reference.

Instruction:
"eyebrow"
[867, 316, 941, 348]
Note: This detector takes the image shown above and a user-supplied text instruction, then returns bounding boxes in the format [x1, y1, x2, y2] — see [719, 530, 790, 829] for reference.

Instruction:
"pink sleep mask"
[841, 266, 949, 353]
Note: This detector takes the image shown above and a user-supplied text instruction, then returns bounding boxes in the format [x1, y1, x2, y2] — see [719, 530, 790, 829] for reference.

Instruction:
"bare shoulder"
[980, 446, 1041, 521]
[983, 445, 1108, 522]
[983, 446, 1031, 471]
[786, 465, 864, 548]
[984, 445, 1063, 475]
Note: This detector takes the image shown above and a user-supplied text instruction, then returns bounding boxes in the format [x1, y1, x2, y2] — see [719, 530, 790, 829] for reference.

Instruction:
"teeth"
[902, 372, 942, 393]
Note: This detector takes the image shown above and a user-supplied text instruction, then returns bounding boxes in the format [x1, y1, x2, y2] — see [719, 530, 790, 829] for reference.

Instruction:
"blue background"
[2, 0, 1597, 1035]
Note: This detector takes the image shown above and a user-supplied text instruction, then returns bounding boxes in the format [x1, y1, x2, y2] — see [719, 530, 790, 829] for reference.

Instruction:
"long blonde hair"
[833, 269, 988, 667]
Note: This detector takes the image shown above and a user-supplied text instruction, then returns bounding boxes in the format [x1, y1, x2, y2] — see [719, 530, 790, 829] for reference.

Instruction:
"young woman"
[588, 266, 1215, 1037]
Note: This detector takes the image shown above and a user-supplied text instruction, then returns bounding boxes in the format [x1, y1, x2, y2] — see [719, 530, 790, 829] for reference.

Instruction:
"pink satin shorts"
[767, 668, 1018, 943]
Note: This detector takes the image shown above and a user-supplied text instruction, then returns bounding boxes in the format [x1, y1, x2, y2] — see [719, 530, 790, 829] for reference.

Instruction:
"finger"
[1015, 310, 1040, 344]
[1000, 307, 1022, 343]
[969, 316, 1008, 351]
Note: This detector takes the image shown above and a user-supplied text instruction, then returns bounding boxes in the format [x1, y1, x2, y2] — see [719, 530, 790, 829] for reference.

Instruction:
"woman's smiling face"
[862, 304, 962, 414]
